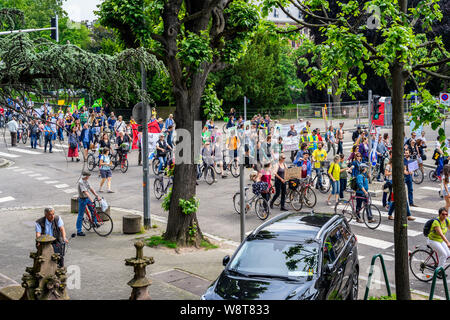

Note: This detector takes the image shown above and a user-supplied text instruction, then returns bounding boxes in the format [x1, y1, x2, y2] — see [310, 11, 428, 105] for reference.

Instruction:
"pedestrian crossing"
[0, 145, 66, 158]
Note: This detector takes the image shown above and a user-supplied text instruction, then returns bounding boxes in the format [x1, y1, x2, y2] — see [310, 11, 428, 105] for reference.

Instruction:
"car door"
[322, 225, 346, 300]
[335, 222, 354, 297]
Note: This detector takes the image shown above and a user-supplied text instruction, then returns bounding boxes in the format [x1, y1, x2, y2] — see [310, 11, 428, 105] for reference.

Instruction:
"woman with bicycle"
[269, 154, 288, 211]
[427, 208, 450, 268]
[355, 164, 374, 223]
[99, 148, 114, 193]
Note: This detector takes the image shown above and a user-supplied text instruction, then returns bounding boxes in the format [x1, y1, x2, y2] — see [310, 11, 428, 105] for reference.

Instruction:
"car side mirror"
[223, 255, 230, 267]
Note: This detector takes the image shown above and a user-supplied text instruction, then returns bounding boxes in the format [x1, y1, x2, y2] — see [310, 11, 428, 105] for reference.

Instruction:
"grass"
[368, 294, 396, 300]
[200, 240, 219, 250]
[145, 236, 177, 249]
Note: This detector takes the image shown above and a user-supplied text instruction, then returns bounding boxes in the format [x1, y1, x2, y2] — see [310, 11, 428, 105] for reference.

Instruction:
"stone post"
[125, 241, 154, 300]
[20, 235, 69, 300]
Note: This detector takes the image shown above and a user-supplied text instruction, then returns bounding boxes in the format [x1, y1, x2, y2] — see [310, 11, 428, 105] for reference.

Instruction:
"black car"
[202, 212, 359, 300]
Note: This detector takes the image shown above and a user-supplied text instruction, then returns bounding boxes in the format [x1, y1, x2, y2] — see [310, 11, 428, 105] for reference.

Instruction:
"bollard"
[123, 215, 142, 234]
[125, 241, 154, 300]
[364, 254, 391, 300]
[21, 235, 69, 300]
[71, 196, 78, 214]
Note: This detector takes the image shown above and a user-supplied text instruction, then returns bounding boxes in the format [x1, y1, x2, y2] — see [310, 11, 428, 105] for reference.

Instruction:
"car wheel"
[347, 268, 359, 300]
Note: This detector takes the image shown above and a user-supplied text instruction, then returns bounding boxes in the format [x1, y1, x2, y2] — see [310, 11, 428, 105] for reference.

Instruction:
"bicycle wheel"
[233, 192, 248, 215]
[285, 189, 292, 204]
[289, 190, 303, 212]
[319, 173, 331, 194]
[429, 170, 438, 182]
[363, 204, 381, 230]
[409, 249, 437, 282]
[205, 166, 215, 185]
[152, 158, 160, 175]
[87, 154, 96, 171]
[22, 132, 28, 144]
[230, 161, 240, 178]
[82, 215, 92, 231]
[111, 154, 118, 171]
[120, 158, 129, 173]
[93, 211, 113, 237]
[154, 178, 164, 200]
[412, 169, 424, 184]
[334, 200, 353, 223]
[302, 187, 317, 208]
[214, 163, 223, 175]
[371, 165, 378, 179]
[255, 197, 270, 220]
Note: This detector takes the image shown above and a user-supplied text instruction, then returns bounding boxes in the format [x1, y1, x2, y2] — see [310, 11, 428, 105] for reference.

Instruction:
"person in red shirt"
[316, 128, 323, 142]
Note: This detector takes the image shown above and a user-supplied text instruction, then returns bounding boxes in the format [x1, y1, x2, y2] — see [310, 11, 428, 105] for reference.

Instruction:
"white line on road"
[63, 188, 78, 194]
[12, 168, 26, 172]
[348, 220, 422, 237]
[5, 166, 19, 169]
[54, 184, 70, 189]
[28, 174, 41, 177]
[44, 180, 59, 184]
[35, 177, 50, 181]
[8, 147, 41, 155]
[356, 235, 393, 249]
[420, 187, 441, 192]
[27, 146, 64, 152]
[0, 152, 20, 158]
[20, 171, 34, 174]
[372, 200, 437, 215]
[0, 196, 15, 203]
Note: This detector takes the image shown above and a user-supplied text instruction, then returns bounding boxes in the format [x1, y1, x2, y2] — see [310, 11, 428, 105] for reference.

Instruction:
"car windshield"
[228, 238, 319, 279]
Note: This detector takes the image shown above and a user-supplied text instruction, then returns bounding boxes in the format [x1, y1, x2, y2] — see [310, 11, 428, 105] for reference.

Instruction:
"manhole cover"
[151, 269, 211, 296]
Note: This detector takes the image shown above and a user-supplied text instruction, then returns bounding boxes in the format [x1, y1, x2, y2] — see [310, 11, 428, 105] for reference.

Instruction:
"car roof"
[250, 212, 340, 242]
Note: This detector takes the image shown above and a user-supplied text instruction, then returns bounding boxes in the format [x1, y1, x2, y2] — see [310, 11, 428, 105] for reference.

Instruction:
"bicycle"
[232, 185, 270, 220]
[197, 161, 216, 185]
[429, 167, 441, 183]
[311, 161, 331, 194]
[334, 191, 381, 230]
[291, 177, 317, 209]
[111, 145, 129, 173]
[154, 174, 173, 200]
[18, 128, 28, 144]
[409, 244, 450, 282]
[87, 149, 100, 171]
[82, 198, 114, 237]
[152, 150, 172, 175]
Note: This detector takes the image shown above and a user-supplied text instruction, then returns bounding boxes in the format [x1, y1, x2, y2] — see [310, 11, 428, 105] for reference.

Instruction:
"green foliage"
[145, 235, 177, 249]
[202, 83, 224, 120]
[200, 239, 218, 250]
[177, 31, 213, 72]
[368, 294, 396, 300]
[179, 197, 199, 215]
[0, 0, 64, 29]
[161, 188, 172, 212]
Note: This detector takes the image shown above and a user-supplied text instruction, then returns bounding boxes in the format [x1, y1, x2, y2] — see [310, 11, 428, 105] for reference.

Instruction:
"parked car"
[202, 211, 359, 300]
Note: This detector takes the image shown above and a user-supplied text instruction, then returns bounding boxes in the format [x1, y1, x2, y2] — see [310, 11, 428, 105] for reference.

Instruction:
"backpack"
[423, 218, 449, 237]
[350, 177, 357, 191]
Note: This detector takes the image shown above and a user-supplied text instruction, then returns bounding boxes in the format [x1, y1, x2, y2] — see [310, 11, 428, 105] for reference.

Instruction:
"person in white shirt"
[114, 115, 126, 135]
[6, 117, 18, 146]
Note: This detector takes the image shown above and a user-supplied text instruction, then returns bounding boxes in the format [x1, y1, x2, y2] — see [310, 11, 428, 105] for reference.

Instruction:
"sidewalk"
[0, 205, 234, 300]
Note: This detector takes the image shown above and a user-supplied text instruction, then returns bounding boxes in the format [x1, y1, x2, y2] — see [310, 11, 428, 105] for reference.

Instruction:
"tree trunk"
[164, 82, 205, 247]
[391, 62, 411, 300]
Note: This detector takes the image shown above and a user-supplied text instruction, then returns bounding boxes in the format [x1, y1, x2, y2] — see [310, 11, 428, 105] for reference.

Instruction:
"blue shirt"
[356, 173, 369, 195]
[165, 118, 174, 130]
[35, 217, 64, 236]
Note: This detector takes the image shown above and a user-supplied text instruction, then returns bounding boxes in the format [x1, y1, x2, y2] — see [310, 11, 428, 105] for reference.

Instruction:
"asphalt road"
[0, 125, 449, 299]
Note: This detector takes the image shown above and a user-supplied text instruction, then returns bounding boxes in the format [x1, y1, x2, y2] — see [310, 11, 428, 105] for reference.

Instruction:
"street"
[0, 124, 449, 300]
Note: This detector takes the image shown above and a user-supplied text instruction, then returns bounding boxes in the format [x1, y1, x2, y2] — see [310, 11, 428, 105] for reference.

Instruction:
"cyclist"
[355, 164, 374, 223]
[312, 141, 328, 190]
[427, 207, 450, 268]
[76, 171, 101, 237]
[116, 131, 131, 163]
[294, 150, 311, 179]
[156, 133, 172, 174]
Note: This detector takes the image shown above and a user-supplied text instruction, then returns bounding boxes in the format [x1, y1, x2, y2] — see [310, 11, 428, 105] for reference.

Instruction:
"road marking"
[54, 184, 70, 189]
[356, 235, 393, 249]
[27, 146, 64, 153]
[20, 171, 34, 174]
[35, 177, 50, 181]
[44, 180, 59, 184]
[63, 188, 77, 194]
[372, 200, 437, 215]
[5, 166, 19, 170]
[28, 174, 41, 177]
[0, 152, 20, 158]
[8, 147, 41, 155]
[348, 220, 422, 237]
[12, 168, 26, 172]
[420, 187, 441, 192]
[0, 196, 15, 203]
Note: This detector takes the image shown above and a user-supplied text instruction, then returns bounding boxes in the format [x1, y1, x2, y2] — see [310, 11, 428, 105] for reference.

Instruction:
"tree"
[264, 0, 450, 300]
[97, 0, 259, 247]
[211, 27, 303, 113]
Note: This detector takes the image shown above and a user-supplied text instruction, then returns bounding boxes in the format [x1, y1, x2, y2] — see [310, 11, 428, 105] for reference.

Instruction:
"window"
[273, 8, 279, 18]
[322, 226, 346, 265]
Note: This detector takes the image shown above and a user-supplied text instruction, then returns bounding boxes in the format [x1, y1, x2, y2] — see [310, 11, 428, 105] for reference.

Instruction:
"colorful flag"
[69, 103, 76, 113]
[78, 98, 85, 110]
[57, 100, 65, 106]
[92, 98, 102, 110]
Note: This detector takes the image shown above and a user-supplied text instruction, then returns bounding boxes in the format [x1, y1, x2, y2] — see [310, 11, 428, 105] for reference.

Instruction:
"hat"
[158, 118, 163, 122]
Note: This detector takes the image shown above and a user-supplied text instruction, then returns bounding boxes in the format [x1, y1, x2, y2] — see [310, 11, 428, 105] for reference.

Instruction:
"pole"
[244, 96, 247, 122]
[296, 104, 299, 121]
[239, 163, 245, 242]
[368, 90, 373, 183]
[141, 62, 151, 228]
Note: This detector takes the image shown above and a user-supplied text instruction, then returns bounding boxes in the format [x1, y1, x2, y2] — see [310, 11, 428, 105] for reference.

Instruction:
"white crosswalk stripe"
[35, 177, 50, 181]
[28, 174, 41, 177]
[44, 180, 59, 184]
[348, 220, 422, 237]
[0, 196, 15, 204]
[5, 166, 19, 170]
[63, 188, 78, 194]
[356, 235, 393, 249]
[20, 171, 34, 174]
[420, 186, 441, 192]
[372, 200, 437, 215]
[54, 184, 70, 189]
[26, 146, 64, 153]
[0, 151, 20, 158]
[12, 168, 26, 172]
[8, 147, 41, 155]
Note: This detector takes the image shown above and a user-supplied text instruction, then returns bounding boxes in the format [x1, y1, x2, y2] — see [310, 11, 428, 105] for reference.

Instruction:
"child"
[327, 155, 341, 206]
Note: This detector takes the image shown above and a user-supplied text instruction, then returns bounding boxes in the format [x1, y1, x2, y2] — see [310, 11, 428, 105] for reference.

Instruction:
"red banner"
[131, 124, 139, 150]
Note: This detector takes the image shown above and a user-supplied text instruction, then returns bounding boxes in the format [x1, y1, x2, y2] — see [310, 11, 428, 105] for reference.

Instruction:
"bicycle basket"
[120, 143, 130, 152]
[252, 182, 268, 196]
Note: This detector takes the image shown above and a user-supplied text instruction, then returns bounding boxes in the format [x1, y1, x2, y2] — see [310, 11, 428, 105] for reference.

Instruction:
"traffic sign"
[440, 93, 449, 106]
[132, 102, 151, 125]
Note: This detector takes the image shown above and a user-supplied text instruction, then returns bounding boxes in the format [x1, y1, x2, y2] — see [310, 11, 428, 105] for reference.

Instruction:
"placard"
[284, 167, 302, 180]
[408, 160, 419, 173]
